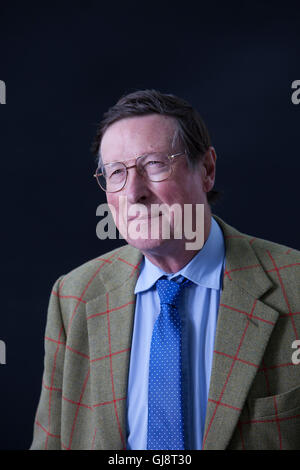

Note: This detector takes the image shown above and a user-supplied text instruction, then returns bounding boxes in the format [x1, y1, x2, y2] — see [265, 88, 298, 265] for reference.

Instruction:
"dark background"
[0, 0, 299, 450]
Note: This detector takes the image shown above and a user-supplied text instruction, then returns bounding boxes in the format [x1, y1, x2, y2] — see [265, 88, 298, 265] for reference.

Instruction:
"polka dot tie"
[147, 275, 192, 450]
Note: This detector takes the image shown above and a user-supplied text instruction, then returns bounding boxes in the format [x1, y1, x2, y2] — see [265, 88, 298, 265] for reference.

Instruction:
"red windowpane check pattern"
[32, 221, 300, 450]
[34, 249, 141, 450]
[202, 236, 300, 450]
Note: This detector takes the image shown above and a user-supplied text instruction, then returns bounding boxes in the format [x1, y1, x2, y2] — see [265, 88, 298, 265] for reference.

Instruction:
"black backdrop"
[0, 1, 299, 450]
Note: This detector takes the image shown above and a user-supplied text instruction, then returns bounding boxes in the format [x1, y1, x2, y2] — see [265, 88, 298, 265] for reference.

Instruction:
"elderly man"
[31, 90, 300, 450]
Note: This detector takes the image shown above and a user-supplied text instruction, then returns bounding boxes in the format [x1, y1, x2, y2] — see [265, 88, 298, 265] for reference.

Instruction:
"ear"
[202, 146, 217, 193]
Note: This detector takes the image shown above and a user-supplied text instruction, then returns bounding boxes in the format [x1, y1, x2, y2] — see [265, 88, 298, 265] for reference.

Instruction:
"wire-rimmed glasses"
[93, 151, 186, 193]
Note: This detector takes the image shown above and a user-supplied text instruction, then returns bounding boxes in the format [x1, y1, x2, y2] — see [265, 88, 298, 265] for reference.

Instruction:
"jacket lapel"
[85, 245, 142, 449]
[202, 217, 280, 449]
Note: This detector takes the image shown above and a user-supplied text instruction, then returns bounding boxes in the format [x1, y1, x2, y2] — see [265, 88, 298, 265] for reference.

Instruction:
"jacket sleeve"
[30, 276, 66, 450]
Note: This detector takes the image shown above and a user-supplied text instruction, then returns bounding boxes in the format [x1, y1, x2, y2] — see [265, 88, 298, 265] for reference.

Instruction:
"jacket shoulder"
[214, 214, 300, 263]
[54, 243, 140, 302]
[245, 235, 300, 261]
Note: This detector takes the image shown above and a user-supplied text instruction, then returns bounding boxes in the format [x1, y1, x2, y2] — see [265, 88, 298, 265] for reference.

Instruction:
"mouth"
[127, 214, 163, 222]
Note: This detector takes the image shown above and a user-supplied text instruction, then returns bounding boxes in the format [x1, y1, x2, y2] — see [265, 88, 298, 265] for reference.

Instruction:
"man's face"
[100, 114, 215, 256]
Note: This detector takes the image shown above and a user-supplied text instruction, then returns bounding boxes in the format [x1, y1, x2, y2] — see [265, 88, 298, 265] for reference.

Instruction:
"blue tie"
[147, 275, 192, 450]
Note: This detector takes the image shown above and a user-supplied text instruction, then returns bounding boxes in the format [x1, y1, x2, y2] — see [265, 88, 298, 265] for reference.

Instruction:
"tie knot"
[156, 275, 192, 307]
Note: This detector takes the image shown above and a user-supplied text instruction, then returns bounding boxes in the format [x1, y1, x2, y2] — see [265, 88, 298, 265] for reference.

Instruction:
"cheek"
[158, 184, 186, 205]
[106, 194, 119, 210]
[106, 195, 120, 226]
[106, 195, 129, 235]
[151, 182, 177, 202]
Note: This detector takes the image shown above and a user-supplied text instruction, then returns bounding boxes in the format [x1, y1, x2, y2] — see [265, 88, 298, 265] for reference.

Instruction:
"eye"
[146, 160, 164, 166]
[111, 168, 124, 176]
[144, 158, 168, 168]
[106, 166, 126, 179]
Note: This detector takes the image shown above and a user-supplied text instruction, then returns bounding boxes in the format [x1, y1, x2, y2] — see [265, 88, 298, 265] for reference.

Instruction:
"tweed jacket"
[30, 216, 300, 450]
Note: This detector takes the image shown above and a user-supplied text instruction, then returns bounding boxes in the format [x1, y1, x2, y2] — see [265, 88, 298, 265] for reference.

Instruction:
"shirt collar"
[134, 217, 225, 294]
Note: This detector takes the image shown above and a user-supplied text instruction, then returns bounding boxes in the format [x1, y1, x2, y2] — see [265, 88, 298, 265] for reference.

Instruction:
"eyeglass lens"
[96, 154, 172, 192]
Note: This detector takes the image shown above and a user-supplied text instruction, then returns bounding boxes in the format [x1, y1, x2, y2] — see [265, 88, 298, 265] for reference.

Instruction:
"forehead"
[100, 114, 178, 163]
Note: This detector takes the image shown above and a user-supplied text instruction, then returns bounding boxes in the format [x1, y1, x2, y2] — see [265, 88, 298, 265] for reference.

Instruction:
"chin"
[124, 235, 167, 253]
[120, 216, 175, 252]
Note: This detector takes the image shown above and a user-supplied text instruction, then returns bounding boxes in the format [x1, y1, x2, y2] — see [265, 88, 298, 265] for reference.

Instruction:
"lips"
[127, 214, 162, 222]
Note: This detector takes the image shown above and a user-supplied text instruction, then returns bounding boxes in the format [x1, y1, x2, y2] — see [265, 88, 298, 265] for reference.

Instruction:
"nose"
[123, 166, 151, 204]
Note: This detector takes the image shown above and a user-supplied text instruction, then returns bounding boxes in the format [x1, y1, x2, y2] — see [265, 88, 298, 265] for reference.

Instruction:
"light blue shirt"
[126, 218, 226, 450]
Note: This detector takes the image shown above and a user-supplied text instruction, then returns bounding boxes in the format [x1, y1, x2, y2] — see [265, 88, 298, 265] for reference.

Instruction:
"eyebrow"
[101, 150, 171, 166]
